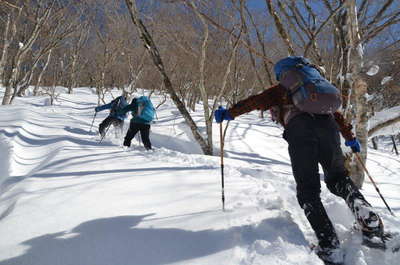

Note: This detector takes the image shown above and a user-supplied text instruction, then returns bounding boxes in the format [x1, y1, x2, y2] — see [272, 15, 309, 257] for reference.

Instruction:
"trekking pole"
[354, 153, 395, 216]
[89, 112, 97, 132]
[219, 122, 225, 212]
[99, 123, 111, 144]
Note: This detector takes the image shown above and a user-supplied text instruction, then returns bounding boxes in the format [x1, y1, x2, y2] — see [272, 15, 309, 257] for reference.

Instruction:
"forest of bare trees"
[1, 0, 400, 186]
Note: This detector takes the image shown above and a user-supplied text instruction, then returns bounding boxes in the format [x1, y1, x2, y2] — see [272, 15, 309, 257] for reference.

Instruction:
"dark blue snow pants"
[99, 116, 123, 136]
[123, 122, 152, 150]
[283, 113, 369, 248]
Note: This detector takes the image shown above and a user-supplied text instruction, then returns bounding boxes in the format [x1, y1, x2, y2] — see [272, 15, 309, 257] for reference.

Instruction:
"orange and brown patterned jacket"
[227, 84, 355, 141]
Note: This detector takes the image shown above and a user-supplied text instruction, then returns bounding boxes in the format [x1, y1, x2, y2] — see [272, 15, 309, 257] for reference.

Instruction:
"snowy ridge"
[0, 88, 399, 265]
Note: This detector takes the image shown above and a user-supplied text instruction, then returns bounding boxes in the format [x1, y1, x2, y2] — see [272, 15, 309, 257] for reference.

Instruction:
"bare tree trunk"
[69, 52, 78, 94]
[1, 7, 22, 103]
[0, 14, 12, 85]
[51, 66, 58, 105]
[0, 5, 23, 87]
[353, 78, 368, 187]
[2, 4, 53, 105]
[391, 135, 399, 155]
[265, 0, 295, 56]
[68, 26, 89, 94]
[337, 7, 352, 115]
[187, 0, 213, 155]
[16, 59, 39, 97]
[127, 52, 146, 94]
[34, 48, 53, 96]
[368, 115, 400, 136]
[239, 3, 265, 88]
[372, 136, 378, 150]
[345, 0, 368, 188]
[124, 0, 211, 155]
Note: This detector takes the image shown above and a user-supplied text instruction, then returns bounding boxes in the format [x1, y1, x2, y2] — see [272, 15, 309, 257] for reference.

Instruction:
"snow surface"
[0, 87, 399, 265]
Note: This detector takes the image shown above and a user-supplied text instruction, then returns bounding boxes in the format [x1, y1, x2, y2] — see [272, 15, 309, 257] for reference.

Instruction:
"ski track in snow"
[0, 88, 399, 265]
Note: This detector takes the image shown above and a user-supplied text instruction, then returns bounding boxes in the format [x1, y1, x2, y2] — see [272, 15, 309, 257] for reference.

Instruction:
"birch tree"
[2, 2, 53, 105]
[123, 0, 244, 155]
[266, 0, 400, 187]
[124, 0, 212, 154]
[15, 6, 80, 98]
[334, 0, 400, 187]
[33, 48, 53, 96]
[0, 2, 23, 86]
[67, 24, 90, 94]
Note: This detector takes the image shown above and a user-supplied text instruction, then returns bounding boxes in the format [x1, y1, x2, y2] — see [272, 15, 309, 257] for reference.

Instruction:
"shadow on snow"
[0, 214, 307, 265]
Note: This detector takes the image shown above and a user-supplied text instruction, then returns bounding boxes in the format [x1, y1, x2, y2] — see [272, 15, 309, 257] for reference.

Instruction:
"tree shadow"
[0, 214, 308, 265]
[64, 126, 97, 136]
[0, 201, 16, 222]
[27, 165, 213, 179]
[225, 150, 291, 167]
[0, 129, 112, 148]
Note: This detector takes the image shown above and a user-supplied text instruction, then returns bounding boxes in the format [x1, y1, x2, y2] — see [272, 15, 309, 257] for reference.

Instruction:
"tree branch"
[265, 0, 295, 55]
[0, 0, 21, 9]
[369, 115, 400, 137]
[365, 0, 394, 29]
[185, 3, 275, 64]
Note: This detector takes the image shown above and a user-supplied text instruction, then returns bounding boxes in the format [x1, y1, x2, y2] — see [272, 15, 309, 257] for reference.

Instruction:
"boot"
[123, 139, 131, 147]
[313, 245, 344, 265]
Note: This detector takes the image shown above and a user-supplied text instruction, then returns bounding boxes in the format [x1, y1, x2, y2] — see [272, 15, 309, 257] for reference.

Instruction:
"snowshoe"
[353, 208, 387, 250]
[358, 211, 385, 249]
[362, 232, 386, 250]
[353, 218, 400, 253]
[352, 200, 385, 238]
[381, 232, 400, 253]
[363, 232, 400, 253]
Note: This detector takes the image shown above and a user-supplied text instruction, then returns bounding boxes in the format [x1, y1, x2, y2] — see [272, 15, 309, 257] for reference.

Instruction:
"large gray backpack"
[274, 56, 342, 114]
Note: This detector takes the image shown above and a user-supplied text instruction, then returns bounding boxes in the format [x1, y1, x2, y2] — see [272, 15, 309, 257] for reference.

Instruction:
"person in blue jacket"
[95, 94, 129, 137]
[118, 96, 155, 150]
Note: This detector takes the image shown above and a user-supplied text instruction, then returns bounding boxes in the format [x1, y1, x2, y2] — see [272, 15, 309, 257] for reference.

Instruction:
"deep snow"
[0, 88, 399, 265]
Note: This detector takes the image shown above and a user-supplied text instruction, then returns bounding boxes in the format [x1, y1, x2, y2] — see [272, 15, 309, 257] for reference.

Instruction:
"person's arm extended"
[333, 112, 355, 141]
[95, 103, 112, 112]
[119, 99, 138, 116]
[118, 104, 132, 115]
[228, 84, 286, 118]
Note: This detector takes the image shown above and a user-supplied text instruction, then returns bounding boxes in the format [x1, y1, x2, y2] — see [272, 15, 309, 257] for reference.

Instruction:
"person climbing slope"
[215, 56, 385, 265]
[118, 95, 155, 150]
[95, 93, 129, 138]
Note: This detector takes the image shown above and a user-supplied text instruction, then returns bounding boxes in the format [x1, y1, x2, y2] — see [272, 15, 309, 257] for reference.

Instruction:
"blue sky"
[247, 0, 266, 10]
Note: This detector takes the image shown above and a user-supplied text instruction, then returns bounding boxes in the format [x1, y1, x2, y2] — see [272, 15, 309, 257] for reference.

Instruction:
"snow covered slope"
[0, 88, 399, 265]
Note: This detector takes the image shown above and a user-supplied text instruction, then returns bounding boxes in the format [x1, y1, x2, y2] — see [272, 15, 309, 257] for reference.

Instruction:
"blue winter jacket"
[95, 96, 129, 120]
